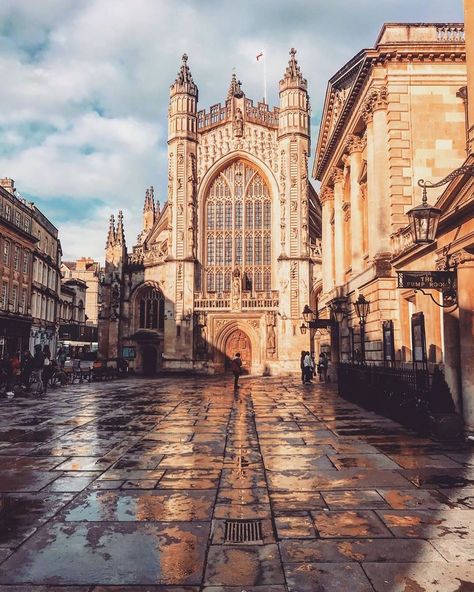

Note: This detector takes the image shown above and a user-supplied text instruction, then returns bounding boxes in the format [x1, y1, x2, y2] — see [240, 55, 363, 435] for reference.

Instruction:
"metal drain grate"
[224, 519, 263, 544]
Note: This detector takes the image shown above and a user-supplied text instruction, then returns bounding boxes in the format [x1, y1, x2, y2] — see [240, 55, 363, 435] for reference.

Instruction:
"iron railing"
[337, 362, 439, 432]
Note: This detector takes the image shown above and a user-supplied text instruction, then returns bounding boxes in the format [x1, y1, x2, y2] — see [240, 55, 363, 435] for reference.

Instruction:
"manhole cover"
[224, 519, 263, 544]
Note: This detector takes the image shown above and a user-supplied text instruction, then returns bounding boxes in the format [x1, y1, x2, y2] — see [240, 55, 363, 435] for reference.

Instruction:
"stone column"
[321, 186, 335, 294]
[465, 1, 474, 154]
[345, 135, 366, 275]
[442, 307, 462, 414]
[331, 167, 345, 286]
[362, 86, 391, 260]
[457, 254, 474, 435]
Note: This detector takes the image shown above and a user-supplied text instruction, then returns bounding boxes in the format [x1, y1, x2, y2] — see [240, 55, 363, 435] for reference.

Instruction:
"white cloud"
[0, 0, 464, 259]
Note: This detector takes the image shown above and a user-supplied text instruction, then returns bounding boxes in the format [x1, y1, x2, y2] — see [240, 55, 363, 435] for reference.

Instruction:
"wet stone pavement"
[0, 376, 473, 592]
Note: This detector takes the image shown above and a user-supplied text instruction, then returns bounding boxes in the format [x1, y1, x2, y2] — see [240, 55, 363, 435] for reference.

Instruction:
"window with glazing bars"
[204, 161, 271, 293]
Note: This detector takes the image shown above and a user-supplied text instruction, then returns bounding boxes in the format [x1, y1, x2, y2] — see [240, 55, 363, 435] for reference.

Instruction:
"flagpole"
[263, 50, 267, 104]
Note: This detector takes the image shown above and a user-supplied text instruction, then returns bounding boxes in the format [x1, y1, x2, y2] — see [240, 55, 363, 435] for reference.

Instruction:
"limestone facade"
[313, 23, 467, 366]
[99, 51, 321, 374]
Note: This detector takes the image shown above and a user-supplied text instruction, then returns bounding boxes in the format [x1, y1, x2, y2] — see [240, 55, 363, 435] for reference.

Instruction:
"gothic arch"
[131, 281, 165, 333]
[214, 320, 261, 371]
[198, 154, 280, 295]
[197, 152, 280, 279]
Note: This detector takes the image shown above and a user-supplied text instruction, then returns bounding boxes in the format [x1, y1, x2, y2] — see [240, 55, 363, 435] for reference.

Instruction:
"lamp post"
[353, 294, 370, 362]
[299, 305, 316, 358]
[409, 164, 474, 245]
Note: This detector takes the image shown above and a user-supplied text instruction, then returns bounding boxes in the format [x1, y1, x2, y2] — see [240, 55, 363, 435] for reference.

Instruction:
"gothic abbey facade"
[99, 50, 321, 374]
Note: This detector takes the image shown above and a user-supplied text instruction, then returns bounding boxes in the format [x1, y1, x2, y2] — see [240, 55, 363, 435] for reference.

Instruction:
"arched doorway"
[225, 329, 252, 374]
[142, 345, 158, 376]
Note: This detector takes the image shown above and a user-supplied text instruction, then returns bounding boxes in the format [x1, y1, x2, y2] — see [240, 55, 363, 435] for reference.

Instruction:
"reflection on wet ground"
[0, 375, 472, 590]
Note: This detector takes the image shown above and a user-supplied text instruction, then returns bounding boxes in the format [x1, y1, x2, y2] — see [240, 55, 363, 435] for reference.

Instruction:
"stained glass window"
[204, 161, 271, 293]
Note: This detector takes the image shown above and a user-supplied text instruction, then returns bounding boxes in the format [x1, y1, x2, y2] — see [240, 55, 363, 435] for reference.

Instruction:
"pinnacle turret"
[227, 72, 244, 99]
[106, 214, 116, 247]
[143, 185, 155, 212]
[116, 210, 126, 245]
[171, 53, 198, 98]
[280, 48, 307, 91]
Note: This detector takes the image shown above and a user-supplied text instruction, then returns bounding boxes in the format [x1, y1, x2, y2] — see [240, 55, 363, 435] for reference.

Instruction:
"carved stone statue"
[266, 311, 276, 357]
[233, 108, 244, 137]
[231, 268, 242, 309]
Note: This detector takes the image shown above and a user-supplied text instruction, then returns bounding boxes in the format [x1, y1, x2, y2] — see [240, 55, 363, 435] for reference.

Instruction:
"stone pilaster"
[465, 1, 474, 155]
[362, 86, 391, 261]
[345, 134, 366, 274]
[331, 167, 345, 286]
[320, 186, 334, 294]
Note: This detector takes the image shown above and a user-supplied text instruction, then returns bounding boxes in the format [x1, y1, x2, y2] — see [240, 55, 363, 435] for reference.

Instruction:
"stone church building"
[99, 50, 322, 375]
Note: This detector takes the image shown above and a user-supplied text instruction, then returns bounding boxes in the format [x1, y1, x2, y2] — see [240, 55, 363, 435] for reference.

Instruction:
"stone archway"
[224, 329, 252, 374]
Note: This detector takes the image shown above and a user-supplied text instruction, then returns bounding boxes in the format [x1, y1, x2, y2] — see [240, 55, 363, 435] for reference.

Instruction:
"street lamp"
[407, 183, 441, 245]
[302, 304, 314, 323]
[353, 294, 370, 324]
[299, 322, 307, 335]
[353, 294, 370, 363]
[329, 299, 346, 324]
[410, 164, 474, 245]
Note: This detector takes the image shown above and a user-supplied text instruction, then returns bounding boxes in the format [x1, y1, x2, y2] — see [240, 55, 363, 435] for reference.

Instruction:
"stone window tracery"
[204, 161, 272, 294]
[136, 285, 165, 331]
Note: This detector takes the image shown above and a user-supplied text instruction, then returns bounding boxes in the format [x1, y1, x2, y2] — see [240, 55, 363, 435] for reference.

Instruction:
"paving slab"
[0, 521, 210, 585]
[284, 562, 373, 592]
[279, 538, 445, 563]
[0, 376, 471, 588]
[364, 562, 474, 591]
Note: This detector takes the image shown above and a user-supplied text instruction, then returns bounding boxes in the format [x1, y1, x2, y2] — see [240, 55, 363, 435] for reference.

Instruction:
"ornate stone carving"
[345, 134, 366, 154]
[361, 85, 388, 123]
[331, 167, 344, 185]
[231, 267, 242, 311]
[265, 311, 276, 357]
[320, 186, 334, 203]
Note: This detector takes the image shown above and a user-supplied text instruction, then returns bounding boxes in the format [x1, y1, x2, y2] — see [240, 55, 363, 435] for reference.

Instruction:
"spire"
[106, 214, 116, 247]
[143, 185, 155, 212]
[227, 72, 244, 99]
[116, 210, 125, 245]
[171, 53, 198, 98]
[280, 47, 307, 91]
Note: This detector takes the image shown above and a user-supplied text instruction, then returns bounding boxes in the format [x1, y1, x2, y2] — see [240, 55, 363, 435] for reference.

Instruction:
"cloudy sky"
[0, 0, 464, 261]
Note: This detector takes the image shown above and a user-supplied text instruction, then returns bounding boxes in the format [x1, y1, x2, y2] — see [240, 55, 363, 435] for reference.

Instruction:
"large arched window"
[136, 285, 164, 330]
[205, 161, 272, 293]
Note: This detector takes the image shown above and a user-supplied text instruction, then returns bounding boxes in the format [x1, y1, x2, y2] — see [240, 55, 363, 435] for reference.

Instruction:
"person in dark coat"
[31, 344, 45, 394]
[21, 350, 34, 388]
[231, 352, 242, 389]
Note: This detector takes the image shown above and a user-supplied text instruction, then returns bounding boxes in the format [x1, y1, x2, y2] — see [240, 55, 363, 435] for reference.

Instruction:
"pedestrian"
[42, 345, 53, 394]
[300, 351, 306, 384]
[57, 347, 67, 369]
[303, 351, 313, 384]
[231, 352, 242, 389]
[318, 352, 329, 383]
[21, 350, 34, 388]
[2, 352, 14, 397]
[31, 344, 45, 395]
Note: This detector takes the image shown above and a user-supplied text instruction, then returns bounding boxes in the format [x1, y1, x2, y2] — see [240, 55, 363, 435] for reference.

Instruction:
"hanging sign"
[308, 319, 334, 329]
[397, 271, 456, 291]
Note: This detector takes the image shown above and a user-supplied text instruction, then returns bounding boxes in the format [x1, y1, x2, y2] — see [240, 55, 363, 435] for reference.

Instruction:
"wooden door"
[225, 330, 252, 374]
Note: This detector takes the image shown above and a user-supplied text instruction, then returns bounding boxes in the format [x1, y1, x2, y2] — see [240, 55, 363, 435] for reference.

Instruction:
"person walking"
[300, 351, 306, 384]
[42, 345, 53, 394]
[31, 344, 45, 395]
[2, 352, 15, 397]
[303, 351, 313, 384]
[21, 350, 34, 389]
[57, 347, 67, 369]
[318, 352, 329, 383]
[231, 352, 242, 389]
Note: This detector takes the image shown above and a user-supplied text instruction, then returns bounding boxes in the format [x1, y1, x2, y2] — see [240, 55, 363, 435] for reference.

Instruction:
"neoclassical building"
[99, 50, 321, 374]
[313, 24, 467, 366]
